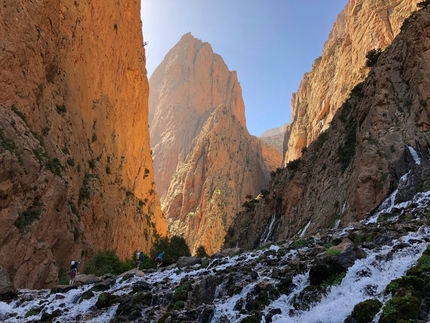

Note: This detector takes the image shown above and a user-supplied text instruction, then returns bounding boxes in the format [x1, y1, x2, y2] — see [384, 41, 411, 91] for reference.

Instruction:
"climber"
[136, 251, 145, 270]
[154, 252, 164, 269]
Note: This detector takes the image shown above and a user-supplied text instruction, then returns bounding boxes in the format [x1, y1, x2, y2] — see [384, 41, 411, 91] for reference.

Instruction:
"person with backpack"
[154, 252, 164, 269]
[136, 251, 145, 270]
[68, 260, 80, 285]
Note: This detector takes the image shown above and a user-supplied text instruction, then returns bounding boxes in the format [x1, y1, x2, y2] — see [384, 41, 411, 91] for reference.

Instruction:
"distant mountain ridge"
[259, 124, 288, 153]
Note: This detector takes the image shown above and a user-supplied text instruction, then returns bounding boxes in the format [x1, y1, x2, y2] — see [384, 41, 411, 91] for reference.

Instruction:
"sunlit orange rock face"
[284, 0, 419, 164]
[230, 7, 430, 250]
[0, 0, 167, 288]
[149, 33, 282, 255]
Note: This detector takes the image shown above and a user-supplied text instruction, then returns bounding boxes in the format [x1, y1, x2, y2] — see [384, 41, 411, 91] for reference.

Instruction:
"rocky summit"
[149, 33, 282, 255]
[0, 0, 167, 289]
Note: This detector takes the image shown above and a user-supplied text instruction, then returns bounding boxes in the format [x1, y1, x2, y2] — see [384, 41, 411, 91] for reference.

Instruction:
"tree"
[82, 250, 135, 276]
[417, 0, 430, 9]
[150, 235, 191, 266]
[365, 48, 382, 67]
[195, 245, 209, 258]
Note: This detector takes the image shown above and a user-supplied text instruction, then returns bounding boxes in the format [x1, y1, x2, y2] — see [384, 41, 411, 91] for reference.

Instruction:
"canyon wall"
[0, 0, 167, 288]
[228, 6, 430, 250]
[284, 0, 419, 164]
[149, 33, 282, 255]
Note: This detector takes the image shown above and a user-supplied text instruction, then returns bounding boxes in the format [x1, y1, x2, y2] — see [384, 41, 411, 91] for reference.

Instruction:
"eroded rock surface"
[0, 0, 167, 288]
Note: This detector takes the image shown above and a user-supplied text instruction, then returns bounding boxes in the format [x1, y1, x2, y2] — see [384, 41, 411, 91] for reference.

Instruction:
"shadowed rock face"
[284, 0, 419, 164]
[229, 7, 430, 250]
[149, 33, 282, 255]
[0, 0, 167, 288]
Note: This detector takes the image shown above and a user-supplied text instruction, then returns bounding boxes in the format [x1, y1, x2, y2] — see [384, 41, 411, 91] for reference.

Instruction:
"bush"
[286, 159, 301, 171]
[0, 130, 17, 152]
[82, 250, 135, 276]
[365, 48, 382, 67]
[351, 299, 382, 323]
[326, 247, 341, 257]
[417, 0, 430, 9]
[195, 245, 209, 258]
[149, 235, 191, 266]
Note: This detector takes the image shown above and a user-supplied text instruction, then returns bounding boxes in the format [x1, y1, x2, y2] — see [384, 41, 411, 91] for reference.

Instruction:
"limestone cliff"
[228, 7, 430, 250]
[284, 0, 419, 164]
[149, 33, 282, 255]
[0, 0, 167, 289]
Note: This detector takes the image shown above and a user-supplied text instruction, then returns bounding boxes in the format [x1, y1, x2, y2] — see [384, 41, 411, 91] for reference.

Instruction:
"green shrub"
[289, 239, 306, 249]
[286, 159, 301, 171]
[133, 291, 152, 306]
[46, 157, 63, 176]
[25, 307, 42, 318]
[0, 130, 17, 152]
[380, 296, 420, 322]
[201, 259, 210, 268]
[14, 199, 42, 232]
[326, 247, 341, 257]
[418, 0, 430, 9]
[350, 81, 365, 99]
[322, 272, 346, 287]
[88, 159, 96, 169]
[78, 186, 90, 206]
[195, 245, 209, 258]
[418, 255, 430, 270]
[173, 282, 191, 301]
[56, 105, 66, 113]
[96, 292, 119, 309]
[82, 250, 135, 276]
[149, 235, 191, 266]
[351, 299, 382, 323]
[365, 48, 382, 67]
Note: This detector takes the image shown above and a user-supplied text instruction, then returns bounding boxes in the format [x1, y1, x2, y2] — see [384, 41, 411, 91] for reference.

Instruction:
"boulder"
[220, 248, 242, 257]
[73, 274, 101, 286]
[332, 238, 367, 270]
[177, 256, 202, 268]
[51, 285, 78, 294]
[0, 265, 17, 301]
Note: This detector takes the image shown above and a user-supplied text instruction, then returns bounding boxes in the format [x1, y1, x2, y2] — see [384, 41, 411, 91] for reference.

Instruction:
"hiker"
[136, 251, 145, 270]
[70, 260, 81, 272]
[154, 252, 164, 269]
[68, 261, 79, 285]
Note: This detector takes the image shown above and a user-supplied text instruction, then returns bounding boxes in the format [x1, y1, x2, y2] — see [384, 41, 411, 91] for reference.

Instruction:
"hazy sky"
[141, 1, 348, 137]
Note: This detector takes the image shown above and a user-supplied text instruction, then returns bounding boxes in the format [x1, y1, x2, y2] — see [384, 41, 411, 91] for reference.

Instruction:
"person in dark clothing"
[68, 260, 80, 285]
[154, 252, 164, 269]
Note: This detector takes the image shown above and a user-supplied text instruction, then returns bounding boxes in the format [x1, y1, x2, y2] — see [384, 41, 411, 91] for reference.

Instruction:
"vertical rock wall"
[149, 33, 282, 254]
[0, 0, 167, 288]
[284, 0, 419, 164]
